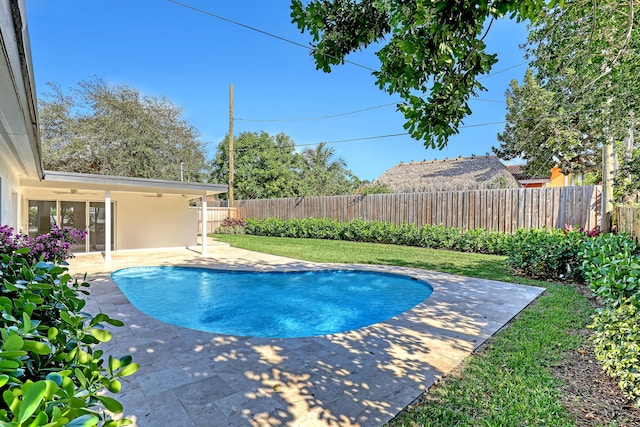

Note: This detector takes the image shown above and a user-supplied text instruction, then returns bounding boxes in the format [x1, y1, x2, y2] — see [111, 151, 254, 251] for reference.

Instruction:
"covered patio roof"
[21, 170, 228, 262]
[21, 170, 228, 197]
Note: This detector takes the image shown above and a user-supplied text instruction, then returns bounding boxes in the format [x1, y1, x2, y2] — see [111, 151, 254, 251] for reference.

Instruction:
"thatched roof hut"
[375, 155, 521, 193]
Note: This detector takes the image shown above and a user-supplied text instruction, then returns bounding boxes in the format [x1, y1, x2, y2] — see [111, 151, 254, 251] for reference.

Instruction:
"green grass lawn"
[213, 234, 593, 426]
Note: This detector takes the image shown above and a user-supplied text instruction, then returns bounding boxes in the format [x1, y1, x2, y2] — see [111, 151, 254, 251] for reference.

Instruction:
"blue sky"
[25, 0, 529, 181]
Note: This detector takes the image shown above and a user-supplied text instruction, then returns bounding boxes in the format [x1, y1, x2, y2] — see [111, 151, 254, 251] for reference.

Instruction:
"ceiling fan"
[50, 189, 98, 196]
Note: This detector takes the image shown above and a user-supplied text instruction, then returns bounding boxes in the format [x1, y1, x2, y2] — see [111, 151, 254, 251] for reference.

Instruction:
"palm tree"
[300, 143, 352, 196]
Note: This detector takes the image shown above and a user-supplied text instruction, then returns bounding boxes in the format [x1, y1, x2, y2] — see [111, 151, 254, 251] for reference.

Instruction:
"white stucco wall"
[115, 193, 197, 250]
[0, 155, 22, 229]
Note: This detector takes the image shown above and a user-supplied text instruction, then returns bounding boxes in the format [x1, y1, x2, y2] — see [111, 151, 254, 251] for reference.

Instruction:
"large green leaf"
[22, 313, 32, 334]
[89, 329, 112, 343]
[65, 415, 99, 427]
[26, 410, 47, 427]
[22, 341, 51, 355]
[116, 363, 139, 378]
[0, 350, 28, 358]
[3, 334, 24, 351]
[95, 395, 123, 414]
[0, 360, 20, 370]
[17, 381, 47, 423]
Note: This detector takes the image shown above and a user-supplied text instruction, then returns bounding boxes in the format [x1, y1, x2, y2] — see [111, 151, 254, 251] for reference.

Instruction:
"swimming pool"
[111, 266, 433, 338]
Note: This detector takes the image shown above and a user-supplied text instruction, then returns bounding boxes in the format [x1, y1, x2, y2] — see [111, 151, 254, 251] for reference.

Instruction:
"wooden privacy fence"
[195, 207, 237, 234]
[224, 186, 601, 233]
[616, 205, 640, 241]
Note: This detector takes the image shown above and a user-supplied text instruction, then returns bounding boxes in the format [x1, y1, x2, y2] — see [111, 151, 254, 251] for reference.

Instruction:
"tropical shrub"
[502, 228, 590, 281]
[0, 226, 138, 425]
[215, 217, 247, 234]
[578, 233, 640, 306]
[578, 232, 640, 407]
[455, 227, 511, 254]
[590, 302, 640, 406]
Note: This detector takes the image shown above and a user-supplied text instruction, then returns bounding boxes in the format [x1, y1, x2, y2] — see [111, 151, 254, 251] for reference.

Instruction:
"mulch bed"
[550, 284, 640, 426]
[552, 341, 640, 426]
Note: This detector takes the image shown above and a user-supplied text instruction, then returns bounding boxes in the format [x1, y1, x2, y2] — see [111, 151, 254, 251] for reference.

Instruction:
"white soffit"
[0, 0, 42, 179]
[20, 171, 228, 197]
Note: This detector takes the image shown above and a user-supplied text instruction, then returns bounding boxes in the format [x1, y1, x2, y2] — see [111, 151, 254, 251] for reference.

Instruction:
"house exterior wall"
[20, 187, 198, 251]
[0, 154, 22, 228]
[548, 166, 571, 187]
[1, 0, 41, 229]
[115, 193, 197, 250]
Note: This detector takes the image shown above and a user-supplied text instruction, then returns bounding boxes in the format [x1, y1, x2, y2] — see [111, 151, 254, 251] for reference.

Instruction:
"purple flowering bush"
[0, 224, 86, 264]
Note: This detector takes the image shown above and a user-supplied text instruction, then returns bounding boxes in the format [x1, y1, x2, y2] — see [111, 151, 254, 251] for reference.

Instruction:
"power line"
[296, 121, 506, 146]
[470, 98, 506, 104]
[478, 61, 529, 80]
[295, 133, 408, 147]
[237, 98, 506, 123]
[236, 103, 398, 122]
[228, 120, 507, 153]
[167, 0, 377, 72]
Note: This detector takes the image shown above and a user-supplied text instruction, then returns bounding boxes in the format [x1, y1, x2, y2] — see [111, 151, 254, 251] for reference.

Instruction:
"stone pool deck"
[68, 241, 545, 427]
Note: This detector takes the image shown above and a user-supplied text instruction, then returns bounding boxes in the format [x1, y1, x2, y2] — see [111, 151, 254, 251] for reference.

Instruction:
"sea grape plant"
[0, 226, 138, 425]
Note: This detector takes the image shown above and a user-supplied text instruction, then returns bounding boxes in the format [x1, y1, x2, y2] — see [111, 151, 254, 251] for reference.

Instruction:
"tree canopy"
[39, 78, 208, 181]
[210, 132, 384, 199]
[493, 68, 600, 177]
[493, 0, 639, 181]
[210, 131, 305, 199]
[290, 0, 550, 149]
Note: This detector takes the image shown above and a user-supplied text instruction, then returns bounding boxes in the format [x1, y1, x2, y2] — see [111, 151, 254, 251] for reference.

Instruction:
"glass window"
[28, 200, 57, 238]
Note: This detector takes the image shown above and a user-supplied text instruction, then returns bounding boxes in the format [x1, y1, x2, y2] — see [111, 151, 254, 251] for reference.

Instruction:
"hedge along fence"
[219, 186, 602, 233]
[245, 217, 596, 282]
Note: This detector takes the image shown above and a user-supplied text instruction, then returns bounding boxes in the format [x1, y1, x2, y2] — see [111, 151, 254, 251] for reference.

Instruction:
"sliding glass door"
[89, 202, 114, 252]
[28, 200, 57, 239]
[28, 200, 115, 254]
[59, 201, 87, 253]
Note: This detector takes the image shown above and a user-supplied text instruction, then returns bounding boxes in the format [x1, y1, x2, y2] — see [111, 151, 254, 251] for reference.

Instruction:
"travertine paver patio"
[68, 240, 544, 426]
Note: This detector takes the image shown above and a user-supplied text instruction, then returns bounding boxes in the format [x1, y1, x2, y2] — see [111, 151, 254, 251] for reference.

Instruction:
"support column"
[105, 190, 112, 263]
[201, 195, 208, 256]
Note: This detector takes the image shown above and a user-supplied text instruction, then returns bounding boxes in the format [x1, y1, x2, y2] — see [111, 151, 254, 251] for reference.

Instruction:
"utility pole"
[228, 84, 235, 209]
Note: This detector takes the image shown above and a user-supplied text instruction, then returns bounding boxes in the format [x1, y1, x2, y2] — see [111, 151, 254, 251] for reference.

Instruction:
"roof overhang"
[0, 0, 43, 179]
[21, 170, 228, 197]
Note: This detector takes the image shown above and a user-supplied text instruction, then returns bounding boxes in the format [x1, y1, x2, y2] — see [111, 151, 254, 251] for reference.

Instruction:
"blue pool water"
[111, 267, 433, 338]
